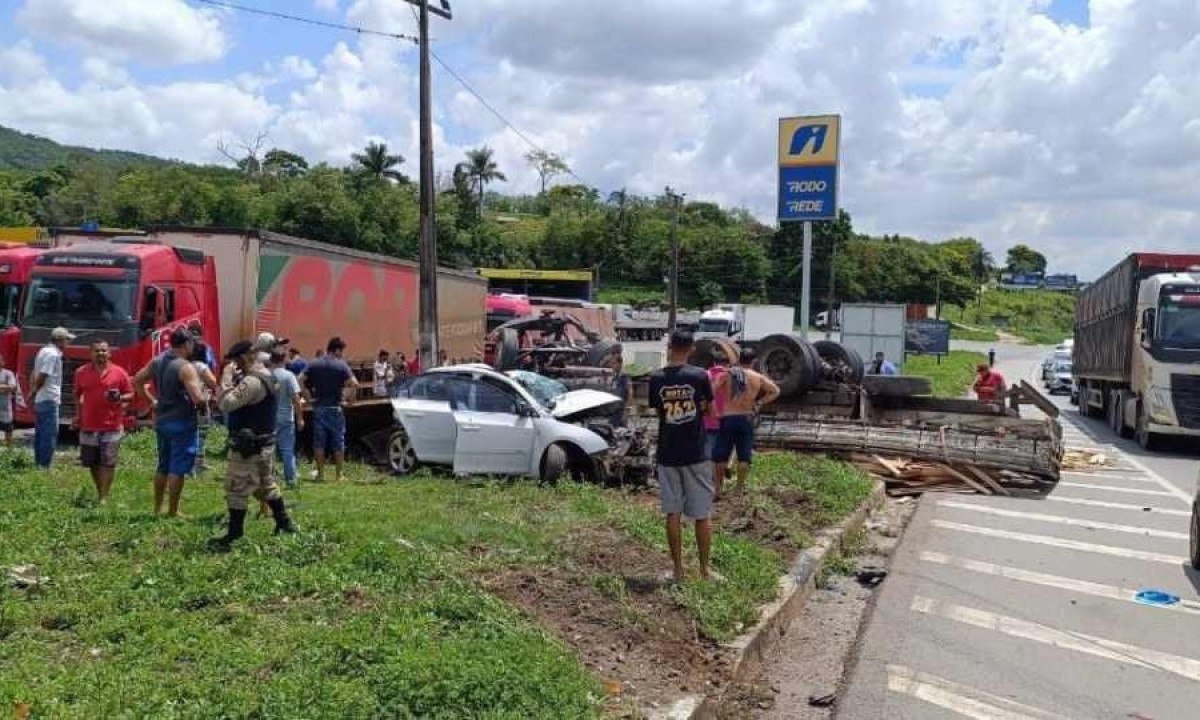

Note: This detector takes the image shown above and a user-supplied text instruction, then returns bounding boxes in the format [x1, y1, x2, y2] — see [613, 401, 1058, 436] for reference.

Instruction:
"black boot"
[267, 497, 297, 535]
[208, 508, 247, 553]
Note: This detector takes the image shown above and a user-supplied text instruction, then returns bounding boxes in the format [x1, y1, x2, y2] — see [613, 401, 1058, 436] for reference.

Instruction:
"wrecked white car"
[386, 365, 651, 485]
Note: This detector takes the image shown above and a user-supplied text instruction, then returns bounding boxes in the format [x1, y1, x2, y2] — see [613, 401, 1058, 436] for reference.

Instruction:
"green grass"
[0, 430, 875, 715]
[950, 322, 998, 342]
[952, 288, 1075, 345]
[904, 350, 989, 397]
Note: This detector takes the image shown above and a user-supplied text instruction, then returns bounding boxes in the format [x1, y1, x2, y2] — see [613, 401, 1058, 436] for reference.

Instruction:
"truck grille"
[1170, 374, 1200, 430]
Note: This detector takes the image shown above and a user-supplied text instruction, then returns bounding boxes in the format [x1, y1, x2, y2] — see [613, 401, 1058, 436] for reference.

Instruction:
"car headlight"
[1149, 387, 1174, 424]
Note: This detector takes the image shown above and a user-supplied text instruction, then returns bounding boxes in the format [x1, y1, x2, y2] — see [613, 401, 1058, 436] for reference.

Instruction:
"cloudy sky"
[1, 0, 1197, 278]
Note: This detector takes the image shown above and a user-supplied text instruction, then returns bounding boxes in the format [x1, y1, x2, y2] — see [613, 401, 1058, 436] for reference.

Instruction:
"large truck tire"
[861, 374, 933, 397]
[758, 334, 821, 397]
[1190, 498, 1200, 570]
[813, 340, 865, 384]
[494, 328, 521, 371]
[1135, 403, 1160, 451]
[586, 339, 622, 367]
[689, 338, 738, 369]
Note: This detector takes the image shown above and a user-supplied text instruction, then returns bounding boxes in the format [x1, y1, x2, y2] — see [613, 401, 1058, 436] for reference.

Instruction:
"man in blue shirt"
[298, 336, 358, 483]
[870, 351, 898, 376]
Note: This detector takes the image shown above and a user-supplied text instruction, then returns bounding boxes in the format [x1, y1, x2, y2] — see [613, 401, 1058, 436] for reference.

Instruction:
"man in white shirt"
[373, 350, 394, 397]
[29, 326, 74, 467]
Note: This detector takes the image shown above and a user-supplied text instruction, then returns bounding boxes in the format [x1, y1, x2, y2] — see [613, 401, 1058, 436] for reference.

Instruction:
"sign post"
[778, 114, 840, 340]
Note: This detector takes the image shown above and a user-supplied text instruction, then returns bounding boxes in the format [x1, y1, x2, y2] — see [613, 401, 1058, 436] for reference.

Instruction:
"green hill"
[952, 288, 1076, 345]
[0, 124, 174, 171]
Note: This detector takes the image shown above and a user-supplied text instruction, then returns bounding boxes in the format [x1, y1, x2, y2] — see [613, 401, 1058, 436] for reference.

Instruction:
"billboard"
[778, 115, 840, 222]
[905, 319, 951, 355]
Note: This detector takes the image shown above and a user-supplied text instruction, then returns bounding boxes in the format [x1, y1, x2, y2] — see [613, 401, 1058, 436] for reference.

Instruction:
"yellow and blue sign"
[778, 114, 840, 222]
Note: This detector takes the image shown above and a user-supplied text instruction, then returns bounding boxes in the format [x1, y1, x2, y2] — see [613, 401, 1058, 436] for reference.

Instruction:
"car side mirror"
[518, 403, 539, 418]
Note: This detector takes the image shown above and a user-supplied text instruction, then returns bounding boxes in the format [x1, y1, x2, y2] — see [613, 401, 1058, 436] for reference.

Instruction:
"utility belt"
[228, 428, 276, 458]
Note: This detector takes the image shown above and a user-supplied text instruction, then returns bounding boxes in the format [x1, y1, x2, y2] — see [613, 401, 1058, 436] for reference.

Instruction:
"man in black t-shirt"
[649, 331, 716, 582]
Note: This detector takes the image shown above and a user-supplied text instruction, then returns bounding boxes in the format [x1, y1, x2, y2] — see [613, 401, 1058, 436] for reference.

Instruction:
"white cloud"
[17, 0, 227, 65]
[314, 0, 339, 11]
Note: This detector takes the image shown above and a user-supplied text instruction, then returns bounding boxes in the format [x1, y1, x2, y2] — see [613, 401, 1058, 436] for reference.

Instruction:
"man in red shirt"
[74, 340, 133, 504]
[973, 363, 1007, 404]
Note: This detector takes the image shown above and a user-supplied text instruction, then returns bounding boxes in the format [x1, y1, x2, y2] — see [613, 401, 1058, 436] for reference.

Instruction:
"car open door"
[394, 375, 462, 464]
[452, 377, 537, 476]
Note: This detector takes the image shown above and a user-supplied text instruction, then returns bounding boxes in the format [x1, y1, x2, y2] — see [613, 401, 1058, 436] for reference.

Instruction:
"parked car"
[387, 365, 650, 485]
[1042, 350, 1071, 387]
[1047, 359, 1073, 395]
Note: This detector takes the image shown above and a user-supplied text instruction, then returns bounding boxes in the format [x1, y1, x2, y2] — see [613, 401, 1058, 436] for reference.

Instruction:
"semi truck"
[16, 228, 487, 436]
[695, 304, 794, 345]
[0, 243, 44, 369]
[1073, 252, 1200, 449]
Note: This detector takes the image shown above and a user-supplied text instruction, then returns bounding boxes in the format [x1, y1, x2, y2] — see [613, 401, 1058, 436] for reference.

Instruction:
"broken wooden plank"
[937, 463, 993, 495]
[872, 455, 905, 478]
[1018, 380, 1060, 418]
[967, 466, 1012, 496]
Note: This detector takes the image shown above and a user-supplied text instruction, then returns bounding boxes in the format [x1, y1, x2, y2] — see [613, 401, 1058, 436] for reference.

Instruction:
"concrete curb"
[647, 480, 888, 720]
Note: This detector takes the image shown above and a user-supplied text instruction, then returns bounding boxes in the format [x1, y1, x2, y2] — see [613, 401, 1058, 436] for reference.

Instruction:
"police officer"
[209, 340, 296, 552]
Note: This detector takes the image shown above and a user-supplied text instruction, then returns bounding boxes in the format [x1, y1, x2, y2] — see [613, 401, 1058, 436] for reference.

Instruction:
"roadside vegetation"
[904, 350, 988, 397]
[953, 288, 1075, 345]
[950, 322, 998, 342]
[0, 427, 872, 716]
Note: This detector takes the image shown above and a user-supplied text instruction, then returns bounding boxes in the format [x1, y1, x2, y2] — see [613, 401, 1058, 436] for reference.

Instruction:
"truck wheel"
[1191, 501, 1200, 570]
[1107, 391, 1121, 434]
[387, 428, 418, 475]
[539, 443, 568, 485]
[813, 341, 865, 384]
[494, 328, 521, 371]
[690, 338, 737, 368]
[758, 334, 820, 397]
[586, 339, 621, 367]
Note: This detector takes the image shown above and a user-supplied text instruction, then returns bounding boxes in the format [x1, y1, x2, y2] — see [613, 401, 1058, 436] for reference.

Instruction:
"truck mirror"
[1141, 308, 1156, 347]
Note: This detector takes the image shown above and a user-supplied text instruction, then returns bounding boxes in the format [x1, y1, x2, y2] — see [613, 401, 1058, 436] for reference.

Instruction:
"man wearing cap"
[29, 326, 74, 468]
[133, 328, 207, 517]
[220, 332, 287, 391]
[209, 340, 297, 552]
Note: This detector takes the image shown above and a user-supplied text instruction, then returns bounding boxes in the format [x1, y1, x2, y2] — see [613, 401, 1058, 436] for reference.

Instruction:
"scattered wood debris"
[1061, 449, 1110, 470]
[848, 454, 1047, 497]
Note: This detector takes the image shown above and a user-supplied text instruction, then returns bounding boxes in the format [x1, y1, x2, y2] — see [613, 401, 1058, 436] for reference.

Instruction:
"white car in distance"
[388, 364, 627, 483]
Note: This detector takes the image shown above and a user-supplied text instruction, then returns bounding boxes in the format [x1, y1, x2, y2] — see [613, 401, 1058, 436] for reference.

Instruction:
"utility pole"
[666, 187, 683, 334]
[800, 220, 813, 340]
[411, 0, 452, 370]
[825, 235, 837, 340]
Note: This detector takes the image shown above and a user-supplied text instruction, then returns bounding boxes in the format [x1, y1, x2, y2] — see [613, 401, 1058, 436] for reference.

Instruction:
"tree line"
[0, 139, 1047, 313]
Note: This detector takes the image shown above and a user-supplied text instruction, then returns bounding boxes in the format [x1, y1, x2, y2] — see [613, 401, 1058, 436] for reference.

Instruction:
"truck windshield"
[1158, 293, 1200, 350]
[22, 277, 136, 330]
[0, 283, 19, 329]
[698, 318, 730, 334]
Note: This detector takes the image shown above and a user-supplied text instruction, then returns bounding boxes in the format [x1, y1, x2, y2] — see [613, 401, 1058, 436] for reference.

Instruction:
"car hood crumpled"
[550, 389, 624, 422]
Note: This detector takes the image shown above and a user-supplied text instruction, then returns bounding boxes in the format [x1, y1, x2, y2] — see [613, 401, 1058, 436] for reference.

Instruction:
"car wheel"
[1191, 501, 1200, 570]
[539, 443, 568, 485]
[387, 428, 418, 475]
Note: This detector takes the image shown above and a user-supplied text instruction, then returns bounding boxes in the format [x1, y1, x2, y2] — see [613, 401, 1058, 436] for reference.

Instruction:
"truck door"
[452, 377, 537, 476]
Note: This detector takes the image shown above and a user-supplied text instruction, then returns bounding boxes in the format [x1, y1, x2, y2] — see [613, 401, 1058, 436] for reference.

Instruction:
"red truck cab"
[16, 239, 219, 424]
[0, 243, 44, 370]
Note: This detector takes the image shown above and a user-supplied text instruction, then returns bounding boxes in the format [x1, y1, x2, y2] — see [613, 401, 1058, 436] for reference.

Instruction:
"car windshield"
[1158, 293, 1200, 349]
[23, 277, 136, 330]
[0, 283, 19, 329]
[1054, 362, 1072, 373]
[507, 370, 567, 408]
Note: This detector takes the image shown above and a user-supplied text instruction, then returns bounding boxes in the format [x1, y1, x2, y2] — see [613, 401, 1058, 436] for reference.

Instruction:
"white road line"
[912, 596, 1200, 683]
[1060, 471, 1159, 483]
[1059, 416, 1195, 505]
[932, 520, 1181, 564]
[1045, 495, 1191, 517]
[1057, 482, 1180, 498]
[886, 664, 1066, 720]
[919, 551, 1200, 616]
[935, 500, 1190, 540]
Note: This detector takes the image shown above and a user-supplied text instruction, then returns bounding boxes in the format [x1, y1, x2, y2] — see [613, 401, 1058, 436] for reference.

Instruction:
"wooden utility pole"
[666, 188, 683, 334]
[825, 236, 837, 340]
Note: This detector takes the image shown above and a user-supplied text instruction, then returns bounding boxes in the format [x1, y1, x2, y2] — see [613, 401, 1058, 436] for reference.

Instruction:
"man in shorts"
[299, 336, 358, 483]
[649, 331, 716, 582]
[711, 348, 780, 497]
[74, 340, 133, 504]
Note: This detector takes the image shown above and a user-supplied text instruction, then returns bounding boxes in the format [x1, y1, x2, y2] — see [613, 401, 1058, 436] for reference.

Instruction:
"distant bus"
[478, 268, 593, 302]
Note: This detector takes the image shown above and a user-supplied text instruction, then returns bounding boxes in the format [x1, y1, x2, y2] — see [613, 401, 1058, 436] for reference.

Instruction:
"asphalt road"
[837, 343, 1200, 719]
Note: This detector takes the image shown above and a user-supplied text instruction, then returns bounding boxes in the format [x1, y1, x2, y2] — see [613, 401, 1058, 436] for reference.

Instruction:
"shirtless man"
[711, 348, 780, 497]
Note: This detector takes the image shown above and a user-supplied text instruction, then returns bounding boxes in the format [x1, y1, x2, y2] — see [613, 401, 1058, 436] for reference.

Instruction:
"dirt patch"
[485, 525, 733, 714]
[712, 485, 820, 559]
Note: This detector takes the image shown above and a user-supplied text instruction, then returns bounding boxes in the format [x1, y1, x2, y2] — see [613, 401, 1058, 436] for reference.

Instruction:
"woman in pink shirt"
[705, 359, 728, 461]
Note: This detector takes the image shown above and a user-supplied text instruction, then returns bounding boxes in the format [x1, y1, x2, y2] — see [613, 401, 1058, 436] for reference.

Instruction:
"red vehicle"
[18, 229, 487, 435]
[16, 240, 219, 424]
[0, 243, 47, 370]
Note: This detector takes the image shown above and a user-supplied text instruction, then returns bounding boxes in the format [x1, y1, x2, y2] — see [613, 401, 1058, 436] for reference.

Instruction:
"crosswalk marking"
[1044, 495, 1191, 517]
[931, 520, 1181, 564]
[912, 596, 1200, 683]
[935, 500, 1190, 540]
[1059, 471, 1160, 483]
[919, 551, 1200, 616]
[1116, 451, 1196, 505]
[886, 664, 1066, 720]
[1056, 482, 1181, 498]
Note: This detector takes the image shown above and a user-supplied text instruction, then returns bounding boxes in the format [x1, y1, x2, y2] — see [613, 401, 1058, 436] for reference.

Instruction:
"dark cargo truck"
[1074, 252, 1200, 449]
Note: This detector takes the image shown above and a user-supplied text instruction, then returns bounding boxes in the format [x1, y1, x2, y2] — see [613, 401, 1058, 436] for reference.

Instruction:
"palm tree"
[463, 146, 506, 215]
[352, 141, 407, 183]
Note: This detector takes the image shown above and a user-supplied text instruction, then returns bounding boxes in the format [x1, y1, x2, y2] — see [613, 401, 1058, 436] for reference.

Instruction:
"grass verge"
[0, 429, 873, 715]
[950, 322, 998, 342]
[904, 350, 988, 397]
[952, 288, 1075, 345]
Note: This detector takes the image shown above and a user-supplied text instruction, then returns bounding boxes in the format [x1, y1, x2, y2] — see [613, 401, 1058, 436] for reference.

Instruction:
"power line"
[194, 0, 418, 42]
